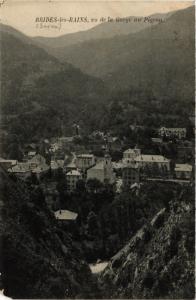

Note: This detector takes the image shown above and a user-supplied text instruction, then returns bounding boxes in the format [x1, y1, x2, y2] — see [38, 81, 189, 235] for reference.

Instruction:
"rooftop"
[124, 148, 140, 154]
[77, 154, 94, 158]
[29, 154, 46, 163]
[32, 164, 49, 174]
[8, 162, 31, 173]
[112, 162, 123, 169]
[59, 136, 74, 142]
[89, 161, 104, 170]
[175, 164, 193, 172]
[159, 127, 186, 131]
[51, 160, 59, 170]
[66, 169, 81, 176]
[0, 158, 17, 165]
[54, 210, 78, 221]
[123, 161, 139, 168]
[66, 161, 76, 168]
[28, 151, 36, 156]
[151, 138, 162, 143]
[135, 155, 169, 163]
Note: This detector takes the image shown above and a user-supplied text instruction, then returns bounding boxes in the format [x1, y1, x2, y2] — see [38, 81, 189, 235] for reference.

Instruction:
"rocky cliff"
[0, 167, 99, 299]
[99, 186, 195, 299]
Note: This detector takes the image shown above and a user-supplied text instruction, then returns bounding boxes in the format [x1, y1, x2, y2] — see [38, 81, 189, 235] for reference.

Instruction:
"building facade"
[122, 161, 140, 188]
[174, 164, 193, 180]
[66, 169, 82, 192]
[87, 154, 115, 184]
[75, 154, 95, 171]
[0, 159, 17, 170]
[135, 155, 170, 170]
[158, 127, 186, 139]
[123, 148, 141, 163]
[8, 163, 32, 180]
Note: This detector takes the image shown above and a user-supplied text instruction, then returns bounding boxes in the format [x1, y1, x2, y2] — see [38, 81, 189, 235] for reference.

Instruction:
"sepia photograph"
[0, 0, 195, 298]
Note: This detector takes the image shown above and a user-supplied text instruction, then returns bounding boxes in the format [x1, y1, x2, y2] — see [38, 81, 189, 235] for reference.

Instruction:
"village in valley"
[0, 124, 194, 230]
[0, 2, 195, 297]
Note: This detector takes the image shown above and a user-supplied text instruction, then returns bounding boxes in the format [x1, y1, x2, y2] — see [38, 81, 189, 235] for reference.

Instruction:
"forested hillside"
[100, 185, 195, 299]
[0, 167, 100, 298]
[33, 11, 172, 50]
[0, 28, 107, 142]
[1, 6, 195, 144]
[57, 6, 194, 105]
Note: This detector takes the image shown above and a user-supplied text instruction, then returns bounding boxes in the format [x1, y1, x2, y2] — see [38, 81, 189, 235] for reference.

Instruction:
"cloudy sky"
[0, 0, 194, 37]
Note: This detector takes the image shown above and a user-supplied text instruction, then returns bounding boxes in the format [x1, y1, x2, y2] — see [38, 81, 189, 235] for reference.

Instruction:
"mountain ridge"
[32, 11, 173, 50]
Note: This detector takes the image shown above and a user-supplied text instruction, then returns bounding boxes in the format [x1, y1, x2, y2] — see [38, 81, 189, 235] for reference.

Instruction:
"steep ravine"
[0, 166, 194, 299]
[0, 167, 100, 299]
[98, 187, 195, 299]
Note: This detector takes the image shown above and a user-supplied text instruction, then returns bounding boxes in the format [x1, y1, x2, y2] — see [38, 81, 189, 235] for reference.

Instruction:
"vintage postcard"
[0, 0, 195, 299]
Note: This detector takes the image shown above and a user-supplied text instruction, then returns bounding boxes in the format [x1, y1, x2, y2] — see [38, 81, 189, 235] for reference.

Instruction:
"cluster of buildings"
[65, 153, 116, 192]
[122, 149, 193, 188]
[64, 144, 193, 192]
[0, 123, 193, 193]
[0, 154, 50, 180]
[121, 148, 171, 188]
[1, 142, 193, 193]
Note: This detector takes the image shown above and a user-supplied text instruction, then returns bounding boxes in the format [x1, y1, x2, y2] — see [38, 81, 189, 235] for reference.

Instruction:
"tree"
[87, 211, 100, 237]
[86, 178, 103, 193]
[76, 179, 86, 192]
[7, 143, 23, 161]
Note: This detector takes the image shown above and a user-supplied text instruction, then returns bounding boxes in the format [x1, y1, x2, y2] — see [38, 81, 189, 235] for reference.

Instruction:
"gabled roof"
[29, 154, 46, 164]
[54, 210, 78, 220]
[28, 151, 36, 156]
[59, 136, 74, 142]
[88, 161, 104, 170]
[50, 160, 59, 170]
[159, 127, 186, 131]
[32, 164, 49, 174]
[77, 154, 94, 158]
[8, 162, 31, 173]
[0, 158, 17, 165]
[124, 148, 140, 154]
[135, 155, 169, 163]
[66, 161, 76, 169]
[175, 164, 193, 172]
[66, 169, 81, 176]
[151, 138, 162, 143]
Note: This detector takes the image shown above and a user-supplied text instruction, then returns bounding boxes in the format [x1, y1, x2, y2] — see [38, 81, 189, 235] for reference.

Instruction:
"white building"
[27, 151, 36, 159]
[28, 154, 49, 178]
[122, 161, 140, 187]
[50, 160, 64, 174]
[123, 148, 141, 163]
[32, 164, 50, 179]
[54, 210, 78, 221]
[8, 163, 32, 180]
[158, 127, 186, 139]
[87, 154, 115, 184]
[28, 154, 47, 170]
[134, 155, 170, 170]
[175, 164, 193, 180]
[66, 169, 82, 192]
[0, 159, 17, 170]
[75, 154, 95, 171]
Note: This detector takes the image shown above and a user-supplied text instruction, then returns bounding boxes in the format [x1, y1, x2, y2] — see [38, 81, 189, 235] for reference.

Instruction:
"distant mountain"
[0, 23, 37, 45]
[0, 26, 107, 141]
[53, 6, 194, 105]
[1, 28, 66, 113]
[33, 11, 172, 50]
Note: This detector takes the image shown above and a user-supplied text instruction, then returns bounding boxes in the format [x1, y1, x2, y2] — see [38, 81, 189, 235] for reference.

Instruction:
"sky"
[0, 0, 194, 37]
